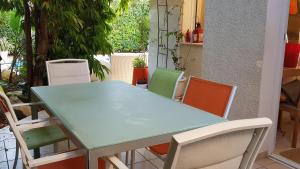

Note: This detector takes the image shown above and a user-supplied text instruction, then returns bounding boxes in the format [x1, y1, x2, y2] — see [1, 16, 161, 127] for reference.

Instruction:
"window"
[182, 0, 205, 34]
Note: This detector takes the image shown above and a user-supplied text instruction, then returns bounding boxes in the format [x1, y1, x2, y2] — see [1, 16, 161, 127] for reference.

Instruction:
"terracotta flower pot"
[132, 67, 148, 86]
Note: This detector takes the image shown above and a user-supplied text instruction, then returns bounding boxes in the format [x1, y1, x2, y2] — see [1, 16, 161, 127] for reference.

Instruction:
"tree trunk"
[8, 54, 17, 83]
[34, 5, 49, 86]
[23, 0, 34, 88]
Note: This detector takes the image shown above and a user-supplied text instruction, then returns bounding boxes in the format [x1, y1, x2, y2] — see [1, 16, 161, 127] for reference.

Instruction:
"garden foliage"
[110, 0, 150, 52]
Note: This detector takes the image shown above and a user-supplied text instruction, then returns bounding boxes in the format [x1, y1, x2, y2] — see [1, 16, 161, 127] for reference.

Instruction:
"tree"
[0, 0, 131, 90]
[109, 0, 150, 53]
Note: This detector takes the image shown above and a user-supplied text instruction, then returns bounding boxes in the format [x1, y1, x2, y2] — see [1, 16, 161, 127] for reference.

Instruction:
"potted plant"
[0, 38, 12, 62]
[132, 56, 148, 86]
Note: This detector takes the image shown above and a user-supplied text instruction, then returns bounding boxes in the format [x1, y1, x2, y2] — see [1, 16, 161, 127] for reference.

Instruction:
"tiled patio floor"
[0, 125, 292, 169]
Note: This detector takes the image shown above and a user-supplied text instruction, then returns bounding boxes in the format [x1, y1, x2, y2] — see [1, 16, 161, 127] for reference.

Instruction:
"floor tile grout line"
[3, 139, 10, 168]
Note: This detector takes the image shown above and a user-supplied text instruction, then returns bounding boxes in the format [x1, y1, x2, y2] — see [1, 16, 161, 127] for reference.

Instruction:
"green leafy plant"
[0, 0, 133, 89]
[0, 37, 12, 51]
[166, 31, 184, 70]
[133, 57, 147, 68]
[109, 0, 150, 52]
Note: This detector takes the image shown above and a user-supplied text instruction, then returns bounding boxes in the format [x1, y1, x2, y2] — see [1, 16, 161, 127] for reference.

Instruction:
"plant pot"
[0, 51, 8, 61]
[284, 43, 300, 68]
[175, 76, 187, 99]
[132, 67, 148, 86]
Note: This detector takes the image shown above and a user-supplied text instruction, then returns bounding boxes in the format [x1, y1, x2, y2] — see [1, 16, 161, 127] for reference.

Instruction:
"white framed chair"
[45, 59, 91, 155]
[0, 92, 107, 169]
[46, 59, 91, 86]
[107, 118, 272, 169]
[147, 76, 238, 159]
[0, 92, 68, 169]
[182, 76, 237, 118]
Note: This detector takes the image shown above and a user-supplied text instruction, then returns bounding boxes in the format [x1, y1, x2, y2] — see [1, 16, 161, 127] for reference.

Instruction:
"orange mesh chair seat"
[149, 76, 237, 156]
[38, 155, 105, 169]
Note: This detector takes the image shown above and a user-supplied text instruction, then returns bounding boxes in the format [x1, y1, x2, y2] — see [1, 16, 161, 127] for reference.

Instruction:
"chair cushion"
[38, 155, 105, 169]
[24, 125, 67, 149]
[149, 143, 169, 155]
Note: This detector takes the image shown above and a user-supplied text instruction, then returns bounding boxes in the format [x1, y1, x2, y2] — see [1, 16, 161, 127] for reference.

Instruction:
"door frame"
[258, 0, 290, 154]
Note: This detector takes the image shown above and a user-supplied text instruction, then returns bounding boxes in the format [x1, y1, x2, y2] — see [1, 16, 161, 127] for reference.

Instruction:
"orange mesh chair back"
[183, 77, 237, 118]
[148, 77, 237, 156]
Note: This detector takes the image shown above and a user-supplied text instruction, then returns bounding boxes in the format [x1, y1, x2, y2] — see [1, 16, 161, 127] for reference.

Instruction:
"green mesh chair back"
[148, 68, 184, 99]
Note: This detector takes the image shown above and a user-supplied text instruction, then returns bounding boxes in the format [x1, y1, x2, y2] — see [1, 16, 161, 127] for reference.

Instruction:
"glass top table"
[31, 81, 226, 168]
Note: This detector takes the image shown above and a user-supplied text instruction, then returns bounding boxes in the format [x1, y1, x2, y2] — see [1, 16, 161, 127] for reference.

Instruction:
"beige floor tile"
[120, 151, 147, 164]
[132, 161, 157, 169]
[136, 148, 160, 161]
[253, 163, 264, 169]
[256, 158, 276, 167]
[149, 158, 164, 169]
[264, 162, 291, 169]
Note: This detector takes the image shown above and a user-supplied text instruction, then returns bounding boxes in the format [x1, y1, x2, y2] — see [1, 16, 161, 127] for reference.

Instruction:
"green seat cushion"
[148, 68, 183, 98]
[24, 125, 67, 149]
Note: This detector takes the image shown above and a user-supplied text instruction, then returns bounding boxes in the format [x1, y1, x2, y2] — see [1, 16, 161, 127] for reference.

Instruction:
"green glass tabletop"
[31, 81, 226, 150]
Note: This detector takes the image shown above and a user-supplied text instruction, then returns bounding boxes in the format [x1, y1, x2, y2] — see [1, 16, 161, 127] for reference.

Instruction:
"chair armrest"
[12, 101, 44, 108]
[16, 118, 51, 126]
[107, 156, 129, 169]
[18, 120, 52, 131]
[28, 150, 83, 168]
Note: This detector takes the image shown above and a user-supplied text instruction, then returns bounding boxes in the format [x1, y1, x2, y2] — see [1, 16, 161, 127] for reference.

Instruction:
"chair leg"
[125, 151, 129, 165]
[13, 141, 19, 169]
[130, 150, 135, 169]
[292, 112, 299, 148]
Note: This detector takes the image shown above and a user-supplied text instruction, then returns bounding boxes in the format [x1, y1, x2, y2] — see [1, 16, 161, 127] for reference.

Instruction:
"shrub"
[0, 11, 17, 44]
[110, 0, 150, 53]
[0, 37, 13, 51]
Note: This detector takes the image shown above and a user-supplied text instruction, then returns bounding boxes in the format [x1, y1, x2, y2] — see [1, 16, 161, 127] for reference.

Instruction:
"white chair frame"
[171, 71, 184, 100]
[107, 118, 272, 169]
[0, 92, 83, 169]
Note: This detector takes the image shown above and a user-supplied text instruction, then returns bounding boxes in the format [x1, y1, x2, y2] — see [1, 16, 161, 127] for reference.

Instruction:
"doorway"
[272, 0, 300, 168]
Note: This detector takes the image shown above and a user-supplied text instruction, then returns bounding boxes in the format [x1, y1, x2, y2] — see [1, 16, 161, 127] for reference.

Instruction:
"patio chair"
[0, 92, 67, 169]
[107, 118, 272, 169]
[182, 76, 237, 118]
[148, 68, 184, 99]
[45, 59, 91, 154]
[46, 59, 91, 85]
[1, 93, 106, 169]
[127, 68, 184, 165]
[148, 76, 237, 157]
[279, 68, 300, 148]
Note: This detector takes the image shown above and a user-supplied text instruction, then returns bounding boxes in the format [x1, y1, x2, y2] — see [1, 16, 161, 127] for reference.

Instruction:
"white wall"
[148, 0, 182, 76]
[258, 0, 289, 153]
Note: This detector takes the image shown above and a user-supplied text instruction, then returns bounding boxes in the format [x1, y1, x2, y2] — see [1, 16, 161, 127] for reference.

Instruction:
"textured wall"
[202, 0, 268, 119]
[180, 44, 203, 78]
